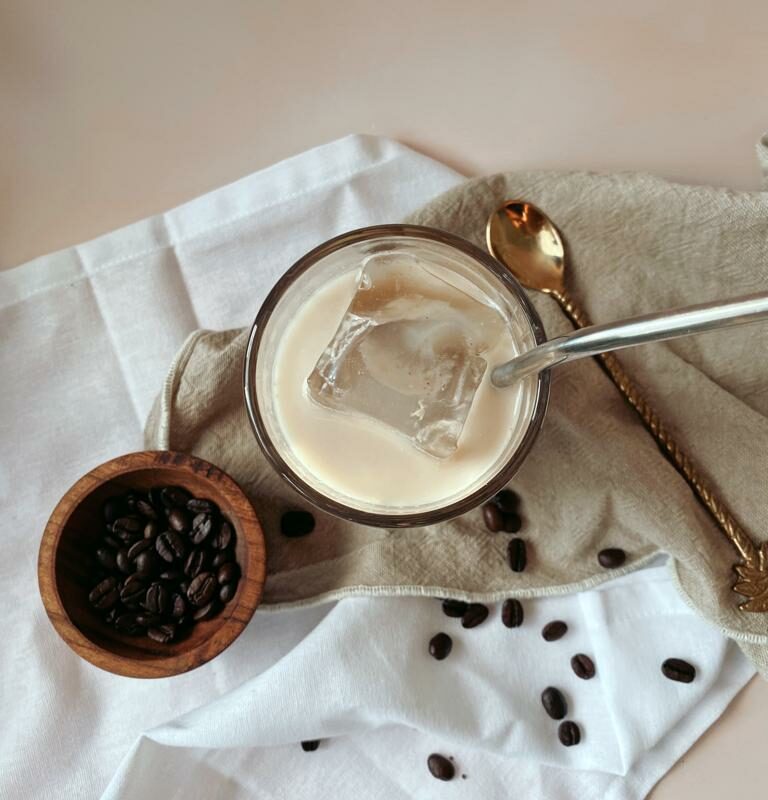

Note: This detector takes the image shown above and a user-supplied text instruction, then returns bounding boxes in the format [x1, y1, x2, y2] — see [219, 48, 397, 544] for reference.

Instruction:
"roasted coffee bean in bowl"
[38, 451, 266, 678]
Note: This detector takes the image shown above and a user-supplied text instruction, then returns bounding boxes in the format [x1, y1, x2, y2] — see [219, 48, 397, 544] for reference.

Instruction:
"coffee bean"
[541, 687, 567, 720]
[143, 582, 169, 615]
[192, 601, 217, 621]
[104, 607, 118, 625]
[184, 548, 208, 578]
[159, 569, 182, 582]
[170, 593, 187, 618]
[160, 486, 191, 510]
[95, 547, 117, 571]
[143, 521, 159, 539]
[188, 572, 216, 607]
[125, 492, 139, 514]
[502, 512, 522, 533]
[493, 489, 519, 512]
[571, 654, 596, 680]
[482, 502, 503, 532]
[103, 497, 125, 524]
[427, 754, 455, 781]
[103, 534, 122, 550]
[597, 548, 626, 569]
[113, 516, 143, 540]
[114, 613, 142, 635]
[501, 598, 524, 628]
[135, 550, 160, 576]
[219, 583, 236, 603]
[281, 510, 315, 538]
[89, 577, 119, 610]
[217, 562, 239, 585]
[212, 549, 234, 569]
[116, 549, 132, 574]
[135, 613, 163, 628]
[212, 520, 233, 550]
[558, 720, 581, 747]
[429, 632, 453, 660]
[136, 499, 158, 520]
[461, 603, 489, 629]
[156, 531, 186, 562]
[190, 513, 214, 545]
[301, 740, 320, 752]
[542, 621, 568, 642]
[120, 574, 147, 605]
[441, 599, 468, 618]
[187, 498, 218, 515]
[168, 508, 190, 534]
[179, 580, 189, 594]
[508, 538, 527, 572]
[127, 538, 154, 561]
[148, 624, 176, 644]
[661, 658, 696, 683]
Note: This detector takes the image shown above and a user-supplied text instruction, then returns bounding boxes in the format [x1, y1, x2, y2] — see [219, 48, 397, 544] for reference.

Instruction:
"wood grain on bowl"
[38, 451, 266, 678]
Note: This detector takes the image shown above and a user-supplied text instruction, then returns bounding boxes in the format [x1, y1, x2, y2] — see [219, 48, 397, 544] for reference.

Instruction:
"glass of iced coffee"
[244, 225, 549, 527]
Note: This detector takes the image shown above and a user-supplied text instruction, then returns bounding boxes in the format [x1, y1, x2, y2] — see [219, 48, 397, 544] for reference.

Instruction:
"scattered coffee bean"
[217, 562, 240, 585]
[427, 753, 455, 781]
[219, 583, 237, 603]
[120, 574, 148, 605]
[501, 598, 524, 628]
[301, 740, 320, 752]
[502, 512, 522, 533]
[147, 624, 176, 644]
[441, 599, 468, 618]
[156, 531, 186, 563]
[88, 577, 119, 610]
[192, 601, 217, 621]
[661, 658, 696, 683]
[116, 549, 132, 575]
[143, 521, 159, 539]
[87, 486, 241, 644]
[190, 513, 214, 545]
[542, 621, 568, 642]
[482, 502, 503, 532]
[508, 538, 527, 572]
[95, 548, 117, 571]
[135, 550, 160, 576]
[597, 548, 626, 569]
[493, 489, 519, 512]
[212, 549, 234, 568]
[461, 603, 489, 629]
[188, 572, 217, 607]
[160, 486, 191, 510]
[558, 720, 581, 747]
[281, 510, 316, 538]
[184, 548, 208, 579]
[571, 654, 596, 680]
[136, 499, 158, 520]
[187, 498, 217, 515]
[127, 538, 154, 561]
[429, 633, 453, 660]
[541, 687, 567, 720]
[212, 520, 233, 550]
[168, 508, 191, 534]
[144, 582, 170, 615]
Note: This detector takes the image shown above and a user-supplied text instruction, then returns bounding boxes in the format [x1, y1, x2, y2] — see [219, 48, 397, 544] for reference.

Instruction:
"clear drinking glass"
[244, 225, 550, 527]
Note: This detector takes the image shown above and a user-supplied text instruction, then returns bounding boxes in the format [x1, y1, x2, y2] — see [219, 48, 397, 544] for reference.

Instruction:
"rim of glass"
[243, 224, 550, 527]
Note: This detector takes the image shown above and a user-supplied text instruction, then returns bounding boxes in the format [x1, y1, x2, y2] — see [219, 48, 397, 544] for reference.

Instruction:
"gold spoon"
[487, 200, 766, 611]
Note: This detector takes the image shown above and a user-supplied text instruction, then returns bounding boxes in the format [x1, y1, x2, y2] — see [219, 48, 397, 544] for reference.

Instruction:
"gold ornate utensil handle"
[487, 200, 767, 611]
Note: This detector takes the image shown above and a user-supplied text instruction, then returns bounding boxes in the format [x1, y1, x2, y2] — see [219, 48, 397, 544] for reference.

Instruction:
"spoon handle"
[492, 292, 768, 387]
[549, 289, 760, 570]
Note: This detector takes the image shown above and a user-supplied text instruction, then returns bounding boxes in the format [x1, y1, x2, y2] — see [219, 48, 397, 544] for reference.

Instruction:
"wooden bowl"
[38, 451, 266, 678]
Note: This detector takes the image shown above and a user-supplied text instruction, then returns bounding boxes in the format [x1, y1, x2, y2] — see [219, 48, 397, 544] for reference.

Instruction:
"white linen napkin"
[0, 134, 753, 800]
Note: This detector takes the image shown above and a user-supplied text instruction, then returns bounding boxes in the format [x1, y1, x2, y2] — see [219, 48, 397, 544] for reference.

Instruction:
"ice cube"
[307, 253, 504, 458]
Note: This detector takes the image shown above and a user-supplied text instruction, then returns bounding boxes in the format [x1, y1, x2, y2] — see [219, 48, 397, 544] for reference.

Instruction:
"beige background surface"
[2, 1, 767, 795]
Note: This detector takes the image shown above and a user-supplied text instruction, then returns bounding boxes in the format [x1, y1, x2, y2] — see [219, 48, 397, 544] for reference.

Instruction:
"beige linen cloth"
[146, 165, 768, 673]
